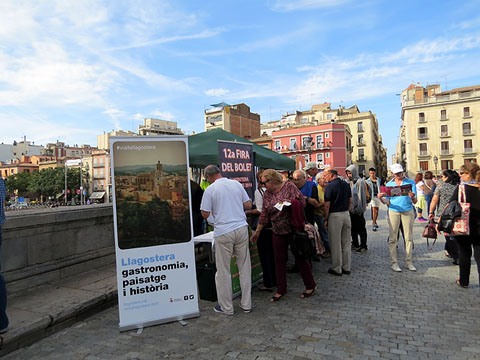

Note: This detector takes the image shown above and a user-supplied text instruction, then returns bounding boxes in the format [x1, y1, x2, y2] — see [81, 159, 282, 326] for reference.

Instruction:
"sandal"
[258, 284, 274, 291]
[300, 287, 316, 298]
[270, 293, 283, 302]
[456, 279, 468, 288]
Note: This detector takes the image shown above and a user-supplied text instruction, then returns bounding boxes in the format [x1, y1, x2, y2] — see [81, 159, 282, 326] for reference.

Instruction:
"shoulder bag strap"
[458, 184, 466, 203]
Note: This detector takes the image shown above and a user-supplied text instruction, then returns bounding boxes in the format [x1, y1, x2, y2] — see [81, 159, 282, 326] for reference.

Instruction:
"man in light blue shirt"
[378, 164, 417, 272]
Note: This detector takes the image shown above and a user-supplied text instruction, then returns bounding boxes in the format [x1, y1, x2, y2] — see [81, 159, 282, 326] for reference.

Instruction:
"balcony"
[418, 151, 430, 158]
[463, 112, 472, 118]
[463, 129, 473, 136]
[440, 132, 450, 138]
[440, 149, 451, 156]
[93, 174, 105, 179]
[463, 148, 477, 155]
[418, 116, 426, 123]
[418, 133, 428, 140]
[357, 140, 366, 146]
[92, 162, 105, 168]
[357, 155, 366, 162]
[440, 115, 448, 121]
[357, 127, 364, 133]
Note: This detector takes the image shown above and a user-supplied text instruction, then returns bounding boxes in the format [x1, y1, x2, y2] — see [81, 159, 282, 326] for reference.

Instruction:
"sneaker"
[328, 268, 342, 276]
[418, 217, 427, 222]
[407, 264, 417, 271]
[391, 264, 402, 272]
[213, 305, 233, 316]
[372, 225, 377, 231]
[0, 327, 8, 334]
[240, 307, 251, 314]
[351, 244, 360, 250]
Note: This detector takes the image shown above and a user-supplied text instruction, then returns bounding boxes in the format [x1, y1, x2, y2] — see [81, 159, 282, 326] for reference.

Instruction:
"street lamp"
[433, 155, 438, 176]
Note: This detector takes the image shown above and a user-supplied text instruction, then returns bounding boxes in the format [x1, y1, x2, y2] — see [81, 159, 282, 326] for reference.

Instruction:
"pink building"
[270, 123, 352, 173]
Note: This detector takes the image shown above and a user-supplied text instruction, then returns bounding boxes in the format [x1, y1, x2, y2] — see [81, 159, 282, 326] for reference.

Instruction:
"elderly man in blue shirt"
[378, 164, 417, 272]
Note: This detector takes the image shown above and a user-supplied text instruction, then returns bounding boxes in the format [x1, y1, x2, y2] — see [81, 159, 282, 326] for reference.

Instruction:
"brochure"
[380, 184, 412, 197]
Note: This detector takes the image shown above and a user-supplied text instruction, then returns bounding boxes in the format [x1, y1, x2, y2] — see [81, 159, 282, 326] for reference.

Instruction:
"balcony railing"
[92, 163, 105, 168]
[463, 129, 473, 135]
[463, 112, 472, 118]
[418, 151, 429, 157]
[418, 133, 428, 139]
[357, 156, 366, 161]
[440, 115, 448, 121]
[440, 150, 451, 155]
[463, 148, 475, 154]
[440, 132, 449, 137]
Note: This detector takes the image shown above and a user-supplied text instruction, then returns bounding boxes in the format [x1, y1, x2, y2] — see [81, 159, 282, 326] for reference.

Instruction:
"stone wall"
[1, 204, 115, 293]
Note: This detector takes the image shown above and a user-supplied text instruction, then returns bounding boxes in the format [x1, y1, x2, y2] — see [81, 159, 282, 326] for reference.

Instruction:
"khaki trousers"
[214, 226, 251, 314]
[388, 209, 414, 266]
[328, 211, 352, 273]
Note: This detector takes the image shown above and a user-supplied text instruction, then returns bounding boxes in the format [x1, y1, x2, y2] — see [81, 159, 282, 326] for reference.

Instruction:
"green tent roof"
[188, 128, 295, 171]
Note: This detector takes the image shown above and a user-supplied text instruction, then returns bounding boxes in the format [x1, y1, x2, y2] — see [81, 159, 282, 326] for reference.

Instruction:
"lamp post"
[433, 155, 438, 176]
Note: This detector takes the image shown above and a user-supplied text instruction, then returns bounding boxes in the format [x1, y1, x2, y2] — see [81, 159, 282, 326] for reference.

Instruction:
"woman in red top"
[251, 169, 316, 302]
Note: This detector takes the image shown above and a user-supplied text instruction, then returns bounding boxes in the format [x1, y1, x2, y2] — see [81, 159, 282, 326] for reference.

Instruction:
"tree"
[5, 171, 32, 197]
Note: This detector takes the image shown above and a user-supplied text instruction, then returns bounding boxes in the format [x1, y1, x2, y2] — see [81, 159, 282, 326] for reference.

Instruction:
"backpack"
[437, 200, 462, 233]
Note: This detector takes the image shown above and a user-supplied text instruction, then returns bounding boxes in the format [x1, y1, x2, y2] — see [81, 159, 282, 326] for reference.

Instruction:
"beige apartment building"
[261, 104, 387, 179]
[138, 118, 184, 136]
[204, 102, 260, 140]
[398, 83, 479, 178]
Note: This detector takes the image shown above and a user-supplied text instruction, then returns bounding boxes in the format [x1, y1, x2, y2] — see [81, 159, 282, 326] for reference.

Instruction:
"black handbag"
[291, 231, 314, 259]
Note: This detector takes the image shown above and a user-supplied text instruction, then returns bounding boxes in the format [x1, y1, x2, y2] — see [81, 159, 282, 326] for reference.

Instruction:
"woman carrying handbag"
[450, 162, 480, 289]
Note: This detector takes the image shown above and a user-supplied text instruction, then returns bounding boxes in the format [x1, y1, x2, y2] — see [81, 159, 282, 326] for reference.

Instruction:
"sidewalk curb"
[0, 290, 118, 357]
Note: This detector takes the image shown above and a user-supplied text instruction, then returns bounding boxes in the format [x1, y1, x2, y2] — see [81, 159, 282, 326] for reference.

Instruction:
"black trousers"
[257, 228, 276, 288]
[455, 234, 480, 287]
[350, 213, 367, 249]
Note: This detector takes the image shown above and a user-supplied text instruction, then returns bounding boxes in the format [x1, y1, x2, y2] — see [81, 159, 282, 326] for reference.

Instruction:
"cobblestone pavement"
[5, 208, 480, 359]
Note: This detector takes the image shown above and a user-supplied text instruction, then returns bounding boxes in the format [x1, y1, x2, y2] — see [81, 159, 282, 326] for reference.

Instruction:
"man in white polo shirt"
[200, 165, 253, 315]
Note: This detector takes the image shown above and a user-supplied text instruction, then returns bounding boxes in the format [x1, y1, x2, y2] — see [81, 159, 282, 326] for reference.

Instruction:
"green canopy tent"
[188, 128, 295, 171]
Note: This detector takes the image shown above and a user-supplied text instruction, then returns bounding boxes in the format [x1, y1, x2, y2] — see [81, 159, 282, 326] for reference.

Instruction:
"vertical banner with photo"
[111, 137, 199, 331]
[217, 140, 262, 289]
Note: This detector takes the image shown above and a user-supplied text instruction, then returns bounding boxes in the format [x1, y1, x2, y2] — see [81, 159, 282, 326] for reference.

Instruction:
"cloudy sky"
[1, 0, 480, 161]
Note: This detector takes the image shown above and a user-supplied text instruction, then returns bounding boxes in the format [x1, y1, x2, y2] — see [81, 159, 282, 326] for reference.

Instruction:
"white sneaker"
[391, 264, 402, 272]
[408, 265, 417, 271]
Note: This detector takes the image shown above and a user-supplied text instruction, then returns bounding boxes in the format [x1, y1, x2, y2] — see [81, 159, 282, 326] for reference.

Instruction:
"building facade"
[398, 83, 480, 178]
[205, 103, 260, 140]
[260, 104, 387, 179]
[253, 123, 352, 173]
[138, 118, 183, 136]
[97, 130, 137, 150]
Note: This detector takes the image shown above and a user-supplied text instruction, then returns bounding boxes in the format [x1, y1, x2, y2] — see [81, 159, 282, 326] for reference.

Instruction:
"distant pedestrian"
[415, 173, 427, 221]
[345, 164, 369, 252]
[200, 165, 252, 315]
[423, 171, 436, 217]
[315, 172, 331, 258]
[366, 167, 381, 231]
[378, 164, 417, 272]
[0, 177, 8, 334]
[304, 162, 319, 184]
[324, 169, 352, 276]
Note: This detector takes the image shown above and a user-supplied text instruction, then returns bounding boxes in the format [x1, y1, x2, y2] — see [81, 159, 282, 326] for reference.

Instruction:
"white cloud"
[204, 88, 230, 97]
[272, 0, 351, 12]
[151, 110, 175, 121]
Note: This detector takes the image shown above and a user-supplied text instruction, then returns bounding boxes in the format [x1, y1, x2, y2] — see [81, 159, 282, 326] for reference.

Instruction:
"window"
[289, 138, 297, 150]
[317, 153, 324, 162]
[325, 133, 329, 138]
[94, 158, 98, 164]
[358, 165, 365, 177]
[441, 141, 449, 155]
[301, 118, 308, 124]
[358, 134, 364, 144]
[326, 114, 333, 120]
[464, 107, 471, 117]
[275, 140, 280, 150]
[441, 124, 448, 137]
[419, 112, 425, 122]
[304, 154, 310, 162]
[463, 122, 472, 135]
[465, 158, 477, 164]
[358, 148, 365, 161]
[441, 160, 453, 170]
[316, 135, 323, 148]
[302, 136, 313, 149]
[420, 161, 429, 171]
[441, 109, 447, 120]
[464, 139, 473, 152]
[419, 143, 428, 156]
[325, 152, 330, 158]
[357, 122, 364, 131]
[418, 127, 428, 139]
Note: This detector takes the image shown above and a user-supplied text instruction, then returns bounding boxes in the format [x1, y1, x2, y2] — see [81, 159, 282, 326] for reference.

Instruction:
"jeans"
[0, 226, 8, 330]
[425, 193, 433, 215]
[314, 215, 330, 252]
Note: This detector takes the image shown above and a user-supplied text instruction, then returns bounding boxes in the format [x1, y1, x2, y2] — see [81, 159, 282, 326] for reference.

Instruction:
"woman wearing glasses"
[451, 162, 480, 289]
[250, 169, 316, 302]
[428, 170, 460, 264]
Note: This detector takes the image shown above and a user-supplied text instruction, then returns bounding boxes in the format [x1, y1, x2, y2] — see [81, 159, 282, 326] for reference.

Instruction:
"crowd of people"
[199, 161, 480, 316]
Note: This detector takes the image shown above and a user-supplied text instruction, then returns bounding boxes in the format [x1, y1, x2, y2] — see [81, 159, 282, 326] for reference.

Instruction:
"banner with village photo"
[110, 136, 199, 331]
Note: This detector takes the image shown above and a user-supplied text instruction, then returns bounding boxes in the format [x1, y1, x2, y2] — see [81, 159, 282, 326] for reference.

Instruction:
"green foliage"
[5, 172, 31, 196]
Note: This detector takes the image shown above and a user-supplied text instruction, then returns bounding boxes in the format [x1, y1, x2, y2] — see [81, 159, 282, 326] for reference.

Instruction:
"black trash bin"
[196, 263, 217, 302]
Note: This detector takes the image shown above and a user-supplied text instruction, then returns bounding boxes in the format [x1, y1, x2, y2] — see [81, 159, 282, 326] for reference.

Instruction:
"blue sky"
[1, 0, 480, 162]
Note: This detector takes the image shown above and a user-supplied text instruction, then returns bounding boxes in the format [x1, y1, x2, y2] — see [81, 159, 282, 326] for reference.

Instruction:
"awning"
[89, 191, 105, 200]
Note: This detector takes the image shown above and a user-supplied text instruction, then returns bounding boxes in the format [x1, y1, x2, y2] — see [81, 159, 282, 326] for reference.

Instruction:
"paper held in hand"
[380, 184, 412, 197]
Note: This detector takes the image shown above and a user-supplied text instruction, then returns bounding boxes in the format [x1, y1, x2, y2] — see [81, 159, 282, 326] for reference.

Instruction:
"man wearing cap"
[378, 164, 417, 272]
[304, 162, 319, 184]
